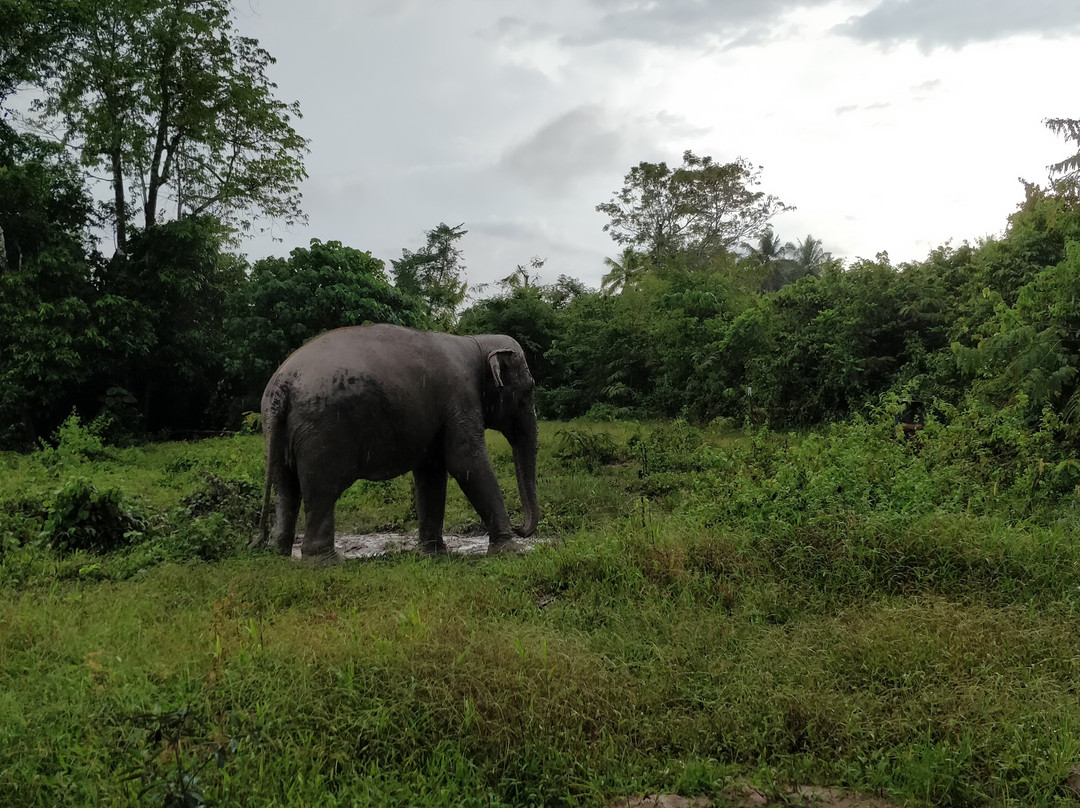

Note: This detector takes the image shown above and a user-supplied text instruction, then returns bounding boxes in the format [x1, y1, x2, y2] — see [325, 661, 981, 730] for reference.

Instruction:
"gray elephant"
[252, 323, 539, 560]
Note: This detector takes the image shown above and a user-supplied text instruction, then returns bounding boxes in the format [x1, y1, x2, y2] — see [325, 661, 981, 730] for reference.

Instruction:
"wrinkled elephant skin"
[252, 324, 540, 560]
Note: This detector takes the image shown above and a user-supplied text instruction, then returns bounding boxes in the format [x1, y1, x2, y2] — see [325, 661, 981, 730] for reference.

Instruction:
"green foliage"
[1046, 117, 1080, 185]
[42, 477, 145, 554]
[161, 511, 240, 563]
[957, 238, 1080, 441]
[23, 0, 308, 248]
[0, 126, 103, 443]
[596, 150, 791, 266]
[553, 427, 624, 471]
[2, 423, 1080, 807]
[392, 222, 469, 329]
[225, 238, 423, 412]
[181, 474, 260, 530]
[36, 411, 114, 467]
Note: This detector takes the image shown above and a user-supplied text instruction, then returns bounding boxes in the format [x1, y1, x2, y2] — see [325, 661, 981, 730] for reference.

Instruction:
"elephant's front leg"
[445, 433, 521, 556]
[413, 461, 449, 556]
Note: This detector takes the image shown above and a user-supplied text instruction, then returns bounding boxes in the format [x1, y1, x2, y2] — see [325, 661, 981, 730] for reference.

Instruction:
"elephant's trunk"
[512, 423, 539, 538]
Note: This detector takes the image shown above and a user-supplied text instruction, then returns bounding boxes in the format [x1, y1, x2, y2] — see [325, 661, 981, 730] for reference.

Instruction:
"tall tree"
[790, 234, 832, 278]
[596, 150, 791, 266]
[26, 0, 307, 253]
[600, 247, 648, 295]
[392, 222, 469, 329]
[1046, 117, 1080, 184]
[744, 227, 793, 292]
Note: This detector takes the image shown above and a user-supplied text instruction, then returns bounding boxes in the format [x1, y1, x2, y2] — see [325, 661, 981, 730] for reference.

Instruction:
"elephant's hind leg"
[272, 466, 301, 555]
[299, 488, 338, 559]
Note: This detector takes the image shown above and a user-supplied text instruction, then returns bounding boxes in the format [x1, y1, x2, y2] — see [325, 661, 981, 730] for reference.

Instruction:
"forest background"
[3, 0, 1080, 455]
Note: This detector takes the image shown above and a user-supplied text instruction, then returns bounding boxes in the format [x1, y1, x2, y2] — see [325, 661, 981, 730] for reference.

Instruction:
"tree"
[0, 124, 101, 443]
[0, 0, 66, 104]
[25, 0, 307, 253]
[500, 255, 545, 290]
[789, 234, 833, 281]
[1046, 117, 1080, 185]
[744, 227, 793, 292]
[596, 150, 791, 266]
[600, 247, 649, 295]
[101, 216, 247, 431]
[392, 222, 469, 329]
[227, 239, 423, 411]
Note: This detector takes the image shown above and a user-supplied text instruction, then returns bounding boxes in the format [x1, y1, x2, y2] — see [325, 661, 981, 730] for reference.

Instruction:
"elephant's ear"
[487, 348, 532, 389]
[487, 349, 513, 388]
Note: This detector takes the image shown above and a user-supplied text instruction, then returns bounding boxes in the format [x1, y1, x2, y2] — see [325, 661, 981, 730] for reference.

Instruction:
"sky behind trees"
[230, 0, 1079, 290]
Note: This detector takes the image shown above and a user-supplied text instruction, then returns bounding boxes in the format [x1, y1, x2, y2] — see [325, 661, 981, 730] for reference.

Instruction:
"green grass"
[2, 416, 1080, 806]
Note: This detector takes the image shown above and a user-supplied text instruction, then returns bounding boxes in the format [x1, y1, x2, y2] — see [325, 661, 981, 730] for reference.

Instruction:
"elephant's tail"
[253, 379, 290, 548]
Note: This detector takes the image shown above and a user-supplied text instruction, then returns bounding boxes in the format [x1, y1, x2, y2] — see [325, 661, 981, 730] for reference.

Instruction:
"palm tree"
[745, 228, 794, 292]
[600, 247, 647, 295]
[790, 235, 831, 279]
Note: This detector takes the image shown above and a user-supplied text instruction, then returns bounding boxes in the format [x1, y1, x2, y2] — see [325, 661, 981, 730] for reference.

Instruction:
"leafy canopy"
[392, 222, 469, 329]
[596, 150, 791, 266]
[22, 0, 308, 251]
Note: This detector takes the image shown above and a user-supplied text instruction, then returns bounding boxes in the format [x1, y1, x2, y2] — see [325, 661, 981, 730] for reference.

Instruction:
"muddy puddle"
[290, 532, 541, 559]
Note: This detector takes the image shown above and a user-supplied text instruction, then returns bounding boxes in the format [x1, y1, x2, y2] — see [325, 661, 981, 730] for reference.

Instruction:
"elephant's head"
[480, 339, 539, 538]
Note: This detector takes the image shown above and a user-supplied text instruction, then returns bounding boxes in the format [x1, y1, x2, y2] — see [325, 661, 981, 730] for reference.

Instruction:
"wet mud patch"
[290, 532, 544, 559]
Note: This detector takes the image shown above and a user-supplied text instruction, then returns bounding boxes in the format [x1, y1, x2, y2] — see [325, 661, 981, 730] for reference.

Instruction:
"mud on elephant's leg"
[413, 463, 449, 555]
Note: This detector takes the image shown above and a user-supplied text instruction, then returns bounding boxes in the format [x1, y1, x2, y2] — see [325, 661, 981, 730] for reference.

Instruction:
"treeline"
[462, 181, 1080, 441]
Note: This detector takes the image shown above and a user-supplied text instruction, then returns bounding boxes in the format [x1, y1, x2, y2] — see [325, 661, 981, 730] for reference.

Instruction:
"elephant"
[252, 323, 539, 560]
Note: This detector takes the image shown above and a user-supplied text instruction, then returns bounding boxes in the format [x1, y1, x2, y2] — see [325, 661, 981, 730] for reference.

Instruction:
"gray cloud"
[563, 0, 834, 48]
[836, 0, 1080, 51]
[500, 105, 626, 193]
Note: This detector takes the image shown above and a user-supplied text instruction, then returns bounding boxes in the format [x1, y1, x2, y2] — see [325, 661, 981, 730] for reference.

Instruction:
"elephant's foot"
[418, 539, 450, 557]
[300, 549, 342, 567]
[487, 538, 524, 557]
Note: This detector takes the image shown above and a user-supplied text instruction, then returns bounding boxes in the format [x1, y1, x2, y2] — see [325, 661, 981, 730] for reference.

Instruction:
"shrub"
[42, 478, 146, 554]
[182, 474, 261, 529]
[161, 512, 242, 562]
[554, 428, 624, 471]
[34, 411, 115, 469]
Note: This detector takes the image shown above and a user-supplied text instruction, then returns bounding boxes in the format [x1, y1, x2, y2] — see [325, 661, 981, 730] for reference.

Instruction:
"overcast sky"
[234, 0, 1080, 292]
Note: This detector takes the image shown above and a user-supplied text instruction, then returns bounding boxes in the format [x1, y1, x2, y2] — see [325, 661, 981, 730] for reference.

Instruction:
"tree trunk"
[0, 220, 8, 272]
[112, 148, 127, 254]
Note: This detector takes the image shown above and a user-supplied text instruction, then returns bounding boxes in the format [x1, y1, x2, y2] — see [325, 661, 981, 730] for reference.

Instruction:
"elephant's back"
[275, 324, 464, 381]
[267, 324, 475, 422]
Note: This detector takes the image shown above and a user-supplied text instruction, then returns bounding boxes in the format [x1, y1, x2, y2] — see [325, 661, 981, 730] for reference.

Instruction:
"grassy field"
[2, 415, 1080, 807]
